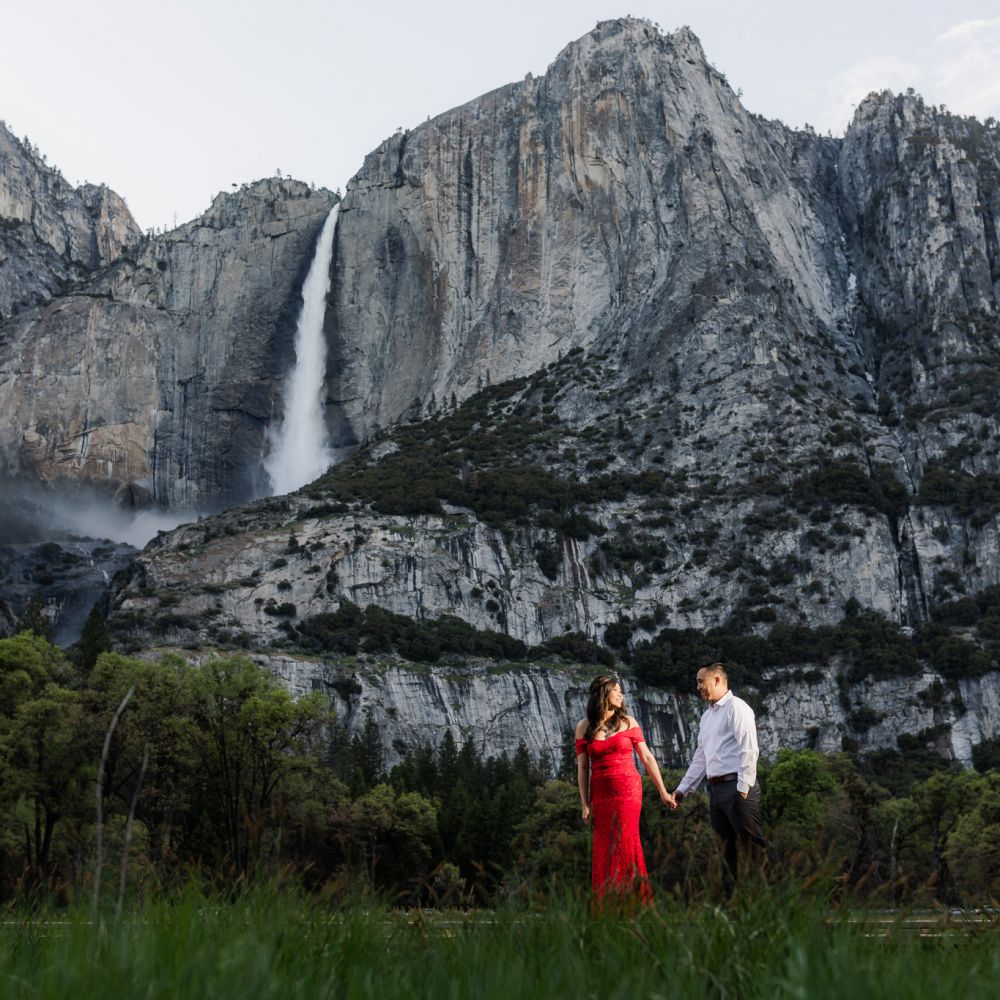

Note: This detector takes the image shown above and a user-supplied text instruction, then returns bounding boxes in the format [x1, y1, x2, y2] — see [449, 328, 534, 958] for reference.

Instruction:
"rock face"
[839, 92, 1000, 477]
[327, 20, 999, 520]
[0, 174, 338, 508]
[105, 492, 916, 652]
[137, 647, 998, 774]
[315, 658, 1000, 771]
[318, 17, 1000, 643]
[3, 19, 998, 519]
[0, 121, 140, 320]
[0, 531, 135, 646]
[106, 477, 999, 770]
[4, 18, 1000, 768]
[263, 654, 687, 771]
[330, 20, 847, 451]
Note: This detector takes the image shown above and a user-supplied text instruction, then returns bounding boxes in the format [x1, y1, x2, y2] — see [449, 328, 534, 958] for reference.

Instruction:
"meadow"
[2, 882, 999, 999]
[4, 632, 1000, 997]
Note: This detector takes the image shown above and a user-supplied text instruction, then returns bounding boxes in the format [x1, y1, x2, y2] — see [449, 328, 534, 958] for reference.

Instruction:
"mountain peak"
[555, 16, 709, 69]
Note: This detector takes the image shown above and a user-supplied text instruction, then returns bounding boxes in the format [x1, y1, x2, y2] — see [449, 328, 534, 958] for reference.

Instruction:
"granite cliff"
[0, 163, 337, 509]
[0, 120, 139, 320]
[329, 21, 847, 453]
[3, 18, 1000, 771]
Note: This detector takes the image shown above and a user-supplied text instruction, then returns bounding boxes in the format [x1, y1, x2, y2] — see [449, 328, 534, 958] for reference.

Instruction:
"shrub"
[534, 541, 562, 581]
[538, 632, 614, 667]
[295, 602, 527, 663]
[916, 462, 1000, 521]
[934, 597, 980, 625]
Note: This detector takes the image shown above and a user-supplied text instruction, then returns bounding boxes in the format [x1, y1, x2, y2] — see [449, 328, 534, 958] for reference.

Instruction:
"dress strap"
[626, 726, 645, 745]
[575, 737, 589, 756]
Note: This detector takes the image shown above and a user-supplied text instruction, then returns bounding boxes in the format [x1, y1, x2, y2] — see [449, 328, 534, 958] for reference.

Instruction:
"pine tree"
[16, 595, 49, 638]
[77, 605, 112, 671]
[436, 729, 459, 799]
[349, 710, 384, 793]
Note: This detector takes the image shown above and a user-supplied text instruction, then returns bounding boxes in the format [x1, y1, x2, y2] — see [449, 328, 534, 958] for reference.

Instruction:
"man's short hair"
[700, 661, 728, 681]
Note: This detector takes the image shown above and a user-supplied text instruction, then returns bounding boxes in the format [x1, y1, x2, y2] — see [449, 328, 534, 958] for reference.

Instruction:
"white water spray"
[264, 205, 339, 495]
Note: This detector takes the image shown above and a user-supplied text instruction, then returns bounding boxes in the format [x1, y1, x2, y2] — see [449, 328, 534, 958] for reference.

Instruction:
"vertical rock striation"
[0, 121, 139, 319]
[0, 177, 338, 508]
[4, 19, 1000, 768]
[330, 19, 848, 457]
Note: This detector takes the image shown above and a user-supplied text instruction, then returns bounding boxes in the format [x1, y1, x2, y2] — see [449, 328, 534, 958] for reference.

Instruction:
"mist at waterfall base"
[0, 476, 200, 645]
[0, 477, 197, 550]
[264, 205, 339, 497]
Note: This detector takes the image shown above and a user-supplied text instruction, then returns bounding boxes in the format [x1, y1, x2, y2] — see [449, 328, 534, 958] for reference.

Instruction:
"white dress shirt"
[677, 690, 758, 795]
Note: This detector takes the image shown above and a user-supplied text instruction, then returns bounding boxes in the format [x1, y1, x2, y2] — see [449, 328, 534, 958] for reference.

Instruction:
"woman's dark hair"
[585, 675, 629, 741]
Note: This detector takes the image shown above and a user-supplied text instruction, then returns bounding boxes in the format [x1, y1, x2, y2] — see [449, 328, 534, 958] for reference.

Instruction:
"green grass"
[2, 884, 999, 999]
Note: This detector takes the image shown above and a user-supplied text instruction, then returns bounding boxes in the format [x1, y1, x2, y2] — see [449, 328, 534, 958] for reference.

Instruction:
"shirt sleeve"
[732, 700, 758, 794]
[676, 726, 707, 796]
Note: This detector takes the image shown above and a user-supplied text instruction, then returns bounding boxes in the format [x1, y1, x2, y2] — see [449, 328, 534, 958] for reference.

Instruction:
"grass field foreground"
[1, 885, 998, 999]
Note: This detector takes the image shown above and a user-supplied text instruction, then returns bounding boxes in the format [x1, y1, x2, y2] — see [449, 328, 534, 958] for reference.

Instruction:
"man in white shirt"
[670, 661, 765, 894]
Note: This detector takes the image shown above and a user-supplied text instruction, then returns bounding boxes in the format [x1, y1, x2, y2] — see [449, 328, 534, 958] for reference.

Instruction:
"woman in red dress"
[575, 675, 675, 902]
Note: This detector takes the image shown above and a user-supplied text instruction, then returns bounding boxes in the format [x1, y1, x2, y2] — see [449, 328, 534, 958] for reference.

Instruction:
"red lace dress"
[576, 726, 652, 902]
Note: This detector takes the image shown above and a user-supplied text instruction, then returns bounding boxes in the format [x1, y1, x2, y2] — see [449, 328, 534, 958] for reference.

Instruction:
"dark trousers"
[709, 780, 766, 895]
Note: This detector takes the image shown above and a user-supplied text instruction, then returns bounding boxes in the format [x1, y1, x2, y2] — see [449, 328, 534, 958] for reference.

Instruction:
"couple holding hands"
[574, 664, 765, 900]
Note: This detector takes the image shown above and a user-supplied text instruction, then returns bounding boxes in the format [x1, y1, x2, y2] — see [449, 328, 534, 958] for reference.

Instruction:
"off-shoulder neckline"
[587, 724, 640, 743]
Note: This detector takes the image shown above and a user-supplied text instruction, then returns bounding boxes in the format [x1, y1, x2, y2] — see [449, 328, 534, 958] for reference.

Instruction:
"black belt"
[707, 772, 738, 785]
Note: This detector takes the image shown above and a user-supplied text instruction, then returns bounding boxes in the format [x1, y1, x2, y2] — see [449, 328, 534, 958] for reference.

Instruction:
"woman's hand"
[660, 789, 677, 810]
[581, 803, 591, 824]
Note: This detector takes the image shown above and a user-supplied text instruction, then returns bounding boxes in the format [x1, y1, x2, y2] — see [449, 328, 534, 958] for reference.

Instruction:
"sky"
[3, 1, 999, 232]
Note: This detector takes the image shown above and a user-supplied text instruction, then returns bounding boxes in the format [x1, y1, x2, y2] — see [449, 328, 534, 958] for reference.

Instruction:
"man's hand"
[739, 791, 748, 799]
[660, 789, 677, 810]
[581, 803, 591, 824]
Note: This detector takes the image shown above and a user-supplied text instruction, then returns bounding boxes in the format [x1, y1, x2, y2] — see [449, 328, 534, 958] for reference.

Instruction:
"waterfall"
[264, 204, 339, 496]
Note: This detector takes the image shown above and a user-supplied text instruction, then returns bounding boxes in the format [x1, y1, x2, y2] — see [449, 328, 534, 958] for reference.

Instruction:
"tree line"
[1, 628, 998, 906]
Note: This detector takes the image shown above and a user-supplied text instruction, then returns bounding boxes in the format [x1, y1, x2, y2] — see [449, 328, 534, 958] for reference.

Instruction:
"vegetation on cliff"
[2, 629, 1000, 910]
